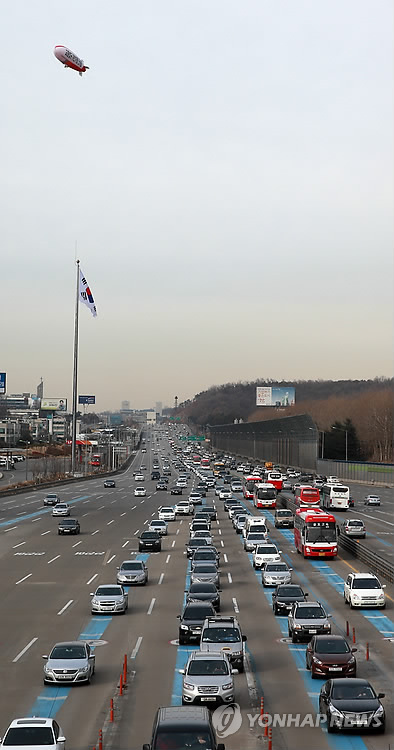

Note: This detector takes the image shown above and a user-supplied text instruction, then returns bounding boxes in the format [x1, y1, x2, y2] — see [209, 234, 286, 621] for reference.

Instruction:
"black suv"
[58, 518, 80, 535]
[177, 601, 216, 645]
[272, 584, 308, 615]
[151, 470, 160, 480]
[143, 706, 225, 750]
[139, 531, 162, 552]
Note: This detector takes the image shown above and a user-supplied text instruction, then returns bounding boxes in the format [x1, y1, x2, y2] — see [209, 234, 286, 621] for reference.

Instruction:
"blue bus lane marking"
[0, 495, 91, 528]
[28, 553, 151, 718]
[238, 519, 370, 750]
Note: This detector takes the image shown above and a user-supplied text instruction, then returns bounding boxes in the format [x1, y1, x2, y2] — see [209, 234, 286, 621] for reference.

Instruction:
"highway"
[0, 435, 393, 750]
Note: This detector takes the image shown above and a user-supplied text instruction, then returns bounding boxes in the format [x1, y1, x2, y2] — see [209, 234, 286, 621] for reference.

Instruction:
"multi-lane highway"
[0, 435, 393, 750]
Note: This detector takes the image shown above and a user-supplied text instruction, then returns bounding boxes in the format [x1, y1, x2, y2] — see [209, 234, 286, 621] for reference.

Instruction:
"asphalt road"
[0, 437, 393, 750]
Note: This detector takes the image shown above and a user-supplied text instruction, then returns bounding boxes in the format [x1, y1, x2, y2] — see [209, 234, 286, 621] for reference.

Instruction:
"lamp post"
[332, 427, 348, 462]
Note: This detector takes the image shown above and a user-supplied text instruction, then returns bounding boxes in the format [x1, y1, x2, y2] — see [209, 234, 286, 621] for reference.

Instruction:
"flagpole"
[71, 259, 80, 474]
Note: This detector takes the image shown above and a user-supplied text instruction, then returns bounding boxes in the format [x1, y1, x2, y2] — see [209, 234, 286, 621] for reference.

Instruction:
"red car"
[306, 635, 357, 678]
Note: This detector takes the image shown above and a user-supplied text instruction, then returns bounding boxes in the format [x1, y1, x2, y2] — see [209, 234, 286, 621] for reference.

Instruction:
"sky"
[1, 0, 393, 411]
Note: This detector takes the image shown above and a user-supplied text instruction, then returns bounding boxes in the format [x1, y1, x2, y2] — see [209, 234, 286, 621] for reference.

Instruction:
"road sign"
[187, 436, 205, 442]
[0, 373, 6, 394]
[79, 395, 96, 405]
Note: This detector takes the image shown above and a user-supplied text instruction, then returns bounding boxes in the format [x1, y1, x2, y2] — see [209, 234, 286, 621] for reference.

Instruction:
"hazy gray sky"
[1, 1, 392, 411]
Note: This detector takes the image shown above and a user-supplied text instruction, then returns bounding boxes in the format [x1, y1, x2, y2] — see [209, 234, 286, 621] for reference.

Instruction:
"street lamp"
[332, 427, 348, 462]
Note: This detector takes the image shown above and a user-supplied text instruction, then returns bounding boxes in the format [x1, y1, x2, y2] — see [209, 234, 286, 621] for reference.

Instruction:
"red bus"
[266, 471, 283, 492]
[243, 475, 263, 499]
[294, 508, 337, 558]
[192, 454, 201, 466]
[201, 458, 210, 470]
[253, 482, 277, 509]
[294, 486, 320, 508]
[91, 454, 101, 467]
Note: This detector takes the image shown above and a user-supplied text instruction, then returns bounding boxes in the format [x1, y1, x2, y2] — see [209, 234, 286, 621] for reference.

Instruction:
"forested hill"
[178, 378, 392, 427]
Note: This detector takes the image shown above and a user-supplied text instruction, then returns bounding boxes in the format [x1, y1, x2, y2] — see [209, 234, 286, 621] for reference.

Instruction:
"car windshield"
[315, 638, 350, 654]
[151, 521, 165, 526]
[331, 684, 375, 700]
[183, 605, 214, 619]
[277, 586, 304, 597]
[295, 607, 325, 619]
[202, 627, 241, 643]
[50, 645, 86, 659]
[278, 511, 292, 517]
[60, 519, 75, 525]
[193, 565, 217, 573]
[121, 563, 143, 571]
[46, 495, 57, 499]
[194, 553, 216, 560]
[189, 584, 216, 593]
[188, 660, 229, 676]
[161, 508, 173, 513]
[348, 521, 363, 527]
[95, 587, 122, 596]
[257, 546, 277, 554]
[189, 539, 208, 547]
[3, 728, 54, 746]
[265, 564, 287, 572]
[353, 579, 381, 589]
[248, 534, 267, 541]
[141, 532, 159, 539]
[155, 733, 211, 749]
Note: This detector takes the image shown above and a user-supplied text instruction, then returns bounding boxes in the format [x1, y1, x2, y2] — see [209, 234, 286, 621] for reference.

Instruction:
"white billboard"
[41, 398, 68, 411]
[256, 387, 295, 407]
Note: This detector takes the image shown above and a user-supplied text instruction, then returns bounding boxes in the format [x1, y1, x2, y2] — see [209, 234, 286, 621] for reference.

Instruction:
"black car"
[156, 482, 167, 491]
[58, 518, 80, 535]
[199, 506, 217, 521]
[191, 549, 220, 567]
[224, 498, 239, 511]
[319, 678, 385, 733]
[104, 480, 116, 488]
[195, 484, 207, 497]
[151, 471, 160, 480]
[177, 601, 216, 644]
[185, 583, 221, 611]
[139, 531, 162, 552]
[272, 584, 308, 615]
[171, 486, 183, 495]
[144, 705, 224, 750]
[185, 538, 209, 558]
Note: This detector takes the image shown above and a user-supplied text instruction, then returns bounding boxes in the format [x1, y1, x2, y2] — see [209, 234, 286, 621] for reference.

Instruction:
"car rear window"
[3, 728, 54, 746]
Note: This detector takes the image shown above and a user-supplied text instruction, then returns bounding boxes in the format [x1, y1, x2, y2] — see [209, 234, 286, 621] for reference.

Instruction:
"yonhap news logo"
[212, 704, 242, 738]
[212, 707, 383, 736]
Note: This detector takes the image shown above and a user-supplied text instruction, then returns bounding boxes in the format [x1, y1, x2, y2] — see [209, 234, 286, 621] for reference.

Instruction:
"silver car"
[43, 641, 95, 684]
[364, 494, 380, 506]
[244, 531, 268, 552]
[262, 561, 292, 587]
[149, 519, 168, 535]
[44, 493, 60, 506]
[116, 560, 148, 585]
[191, 564, 220, 587]
[90, 584, 128, 614]
[341, 519, 366, 538]
[180, 650, 236, 705]
[288, 601, 332, 642]
[52, 503, 70, 517]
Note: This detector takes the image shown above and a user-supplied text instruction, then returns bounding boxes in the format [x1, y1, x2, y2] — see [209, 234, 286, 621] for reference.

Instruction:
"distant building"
[37, 379, 44, 400]
[121, 400, 130, 411]
[155, 401, 163, 416]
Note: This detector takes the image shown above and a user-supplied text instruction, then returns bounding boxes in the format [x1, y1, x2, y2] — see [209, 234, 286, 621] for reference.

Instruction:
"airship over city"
[53, 45, 89, 76]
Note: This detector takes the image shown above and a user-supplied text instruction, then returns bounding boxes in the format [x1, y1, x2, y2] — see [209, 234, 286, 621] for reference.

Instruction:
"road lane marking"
[98, 505, 105, 510]
[41, 530, 51, 536]
[232, 597, 239, 613]
[107, 520, 114, 525]
[224, 553, 228, 563]
[57, 600, 73, 615]
[132, 505, 137, 510]
[227, 572, 232, 583]
[107, 554, 116, 564]
[92, 530, 99, 535]
[4, 526, 18, 533]
[218, 529, 222, 535]
[176, 528, 180, 535]
[122, 541, 129, 548]
[86, 574, 98, 585]
[72, 540, 82, 547]
[15, 573, 32, 585]
[134, 529, 140, 535]
[171, 540, 176, 547]
[13, 542, 26, 548]
[166, 554, 171, 563]
[12, 638, 38, 663]
[143, 520, 149, 525]
[221, 540, 224, 547]
[120, 512, 127, 517]
[130, 636, 143, 659]
[158, 573, 164, 585]
[48, 555, 60, 564]
[147, 598, 156, 615]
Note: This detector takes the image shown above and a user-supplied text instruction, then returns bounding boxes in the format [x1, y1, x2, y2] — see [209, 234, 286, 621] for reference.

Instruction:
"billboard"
[79, 395, 96, 405]
[41, 398, 68, 411]
[0, 373, 6, 395]
[256, 387, 295, 407]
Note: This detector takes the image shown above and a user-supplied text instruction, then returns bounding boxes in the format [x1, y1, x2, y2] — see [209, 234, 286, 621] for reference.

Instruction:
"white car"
[0, 718, 66, 750]
[176, 479, 187, 488]
[175, 501, 193, 515]
[134, 486, 146, 497]
[253, 544, 282, 569]
[52, 503, 70, 517]
[364, 494, 381, 506]
[158, 506, 176, 522]
[219, 489, 232, 500]
[344, 572, 386, 608]
[134, 473, 145, 482]
[149, 519, 168, 535]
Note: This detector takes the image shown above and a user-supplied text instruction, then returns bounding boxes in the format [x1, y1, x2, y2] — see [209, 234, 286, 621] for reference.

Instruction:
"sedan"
[185, 538, 209, 558]
[43, 641, 95, 684]
[262, 562, 292, 587]
[91, 585, 128, 614]
[272, 584, 309, 615]
[306, 635, 357, 679]
[52, 503, 70, 517]
[245, 533, 269, 553]
[177, 601, 216, 645]
[104, 480, 116, 488]
[319, 678, 385, 733]
[134, 473, 145, 482]
[58, 518, 80, 535]
[190, 563, 220, 587]
[175, 501, 193, 515]
[170, 486, 183, 495]
[43, 494, 60, 506]
[134, 486, 146, 497]
[189, 492, 203, 505]
[139, 531, 162, 552]
[185, 582, 221, 611]
[149, 519, 168, 536]
[341, 519, 366, 538]
[219, 489, 232, 500]
[364, 495, 380, 506]
[116, 560, 148, 586]
[192, 549, 220, 566]
[156, 481, 167, 491]
[0, 718, 66, 750]
[158, 506, 176, 522]
[191, 530, 213, 545]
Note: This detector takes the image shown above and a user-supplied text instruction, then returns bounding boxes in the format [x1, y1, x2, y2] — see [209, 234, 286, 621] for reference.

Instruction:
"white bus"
[320, 484, 350, 511]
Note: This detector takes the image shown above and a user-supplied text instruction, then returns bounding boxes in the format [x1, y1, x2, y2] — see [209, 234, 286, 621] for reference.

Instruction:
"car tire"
[292, 633, 298, 643]
[179, 636, 187, 646]
[237, 661, 244, 673]
[326, 711, 335, 733]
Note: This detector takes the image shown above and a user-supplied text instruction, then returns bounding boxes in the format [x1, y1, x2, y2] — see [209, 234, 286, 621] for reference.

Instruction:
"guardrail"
[279, 494, 394, 584]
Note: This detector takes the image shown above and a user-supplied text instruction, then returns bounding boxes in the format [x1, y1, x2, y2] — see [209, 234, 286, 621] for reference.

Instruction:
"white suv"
[344, 572, 386, 609]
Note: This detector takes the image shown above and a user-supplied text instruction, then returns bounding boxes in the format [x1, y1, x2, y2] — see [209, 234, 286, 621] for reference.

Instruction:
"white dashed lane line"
[12, 638, 38, 663]
[57, 600, 73, 616]
[147, 598, 156, 615]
